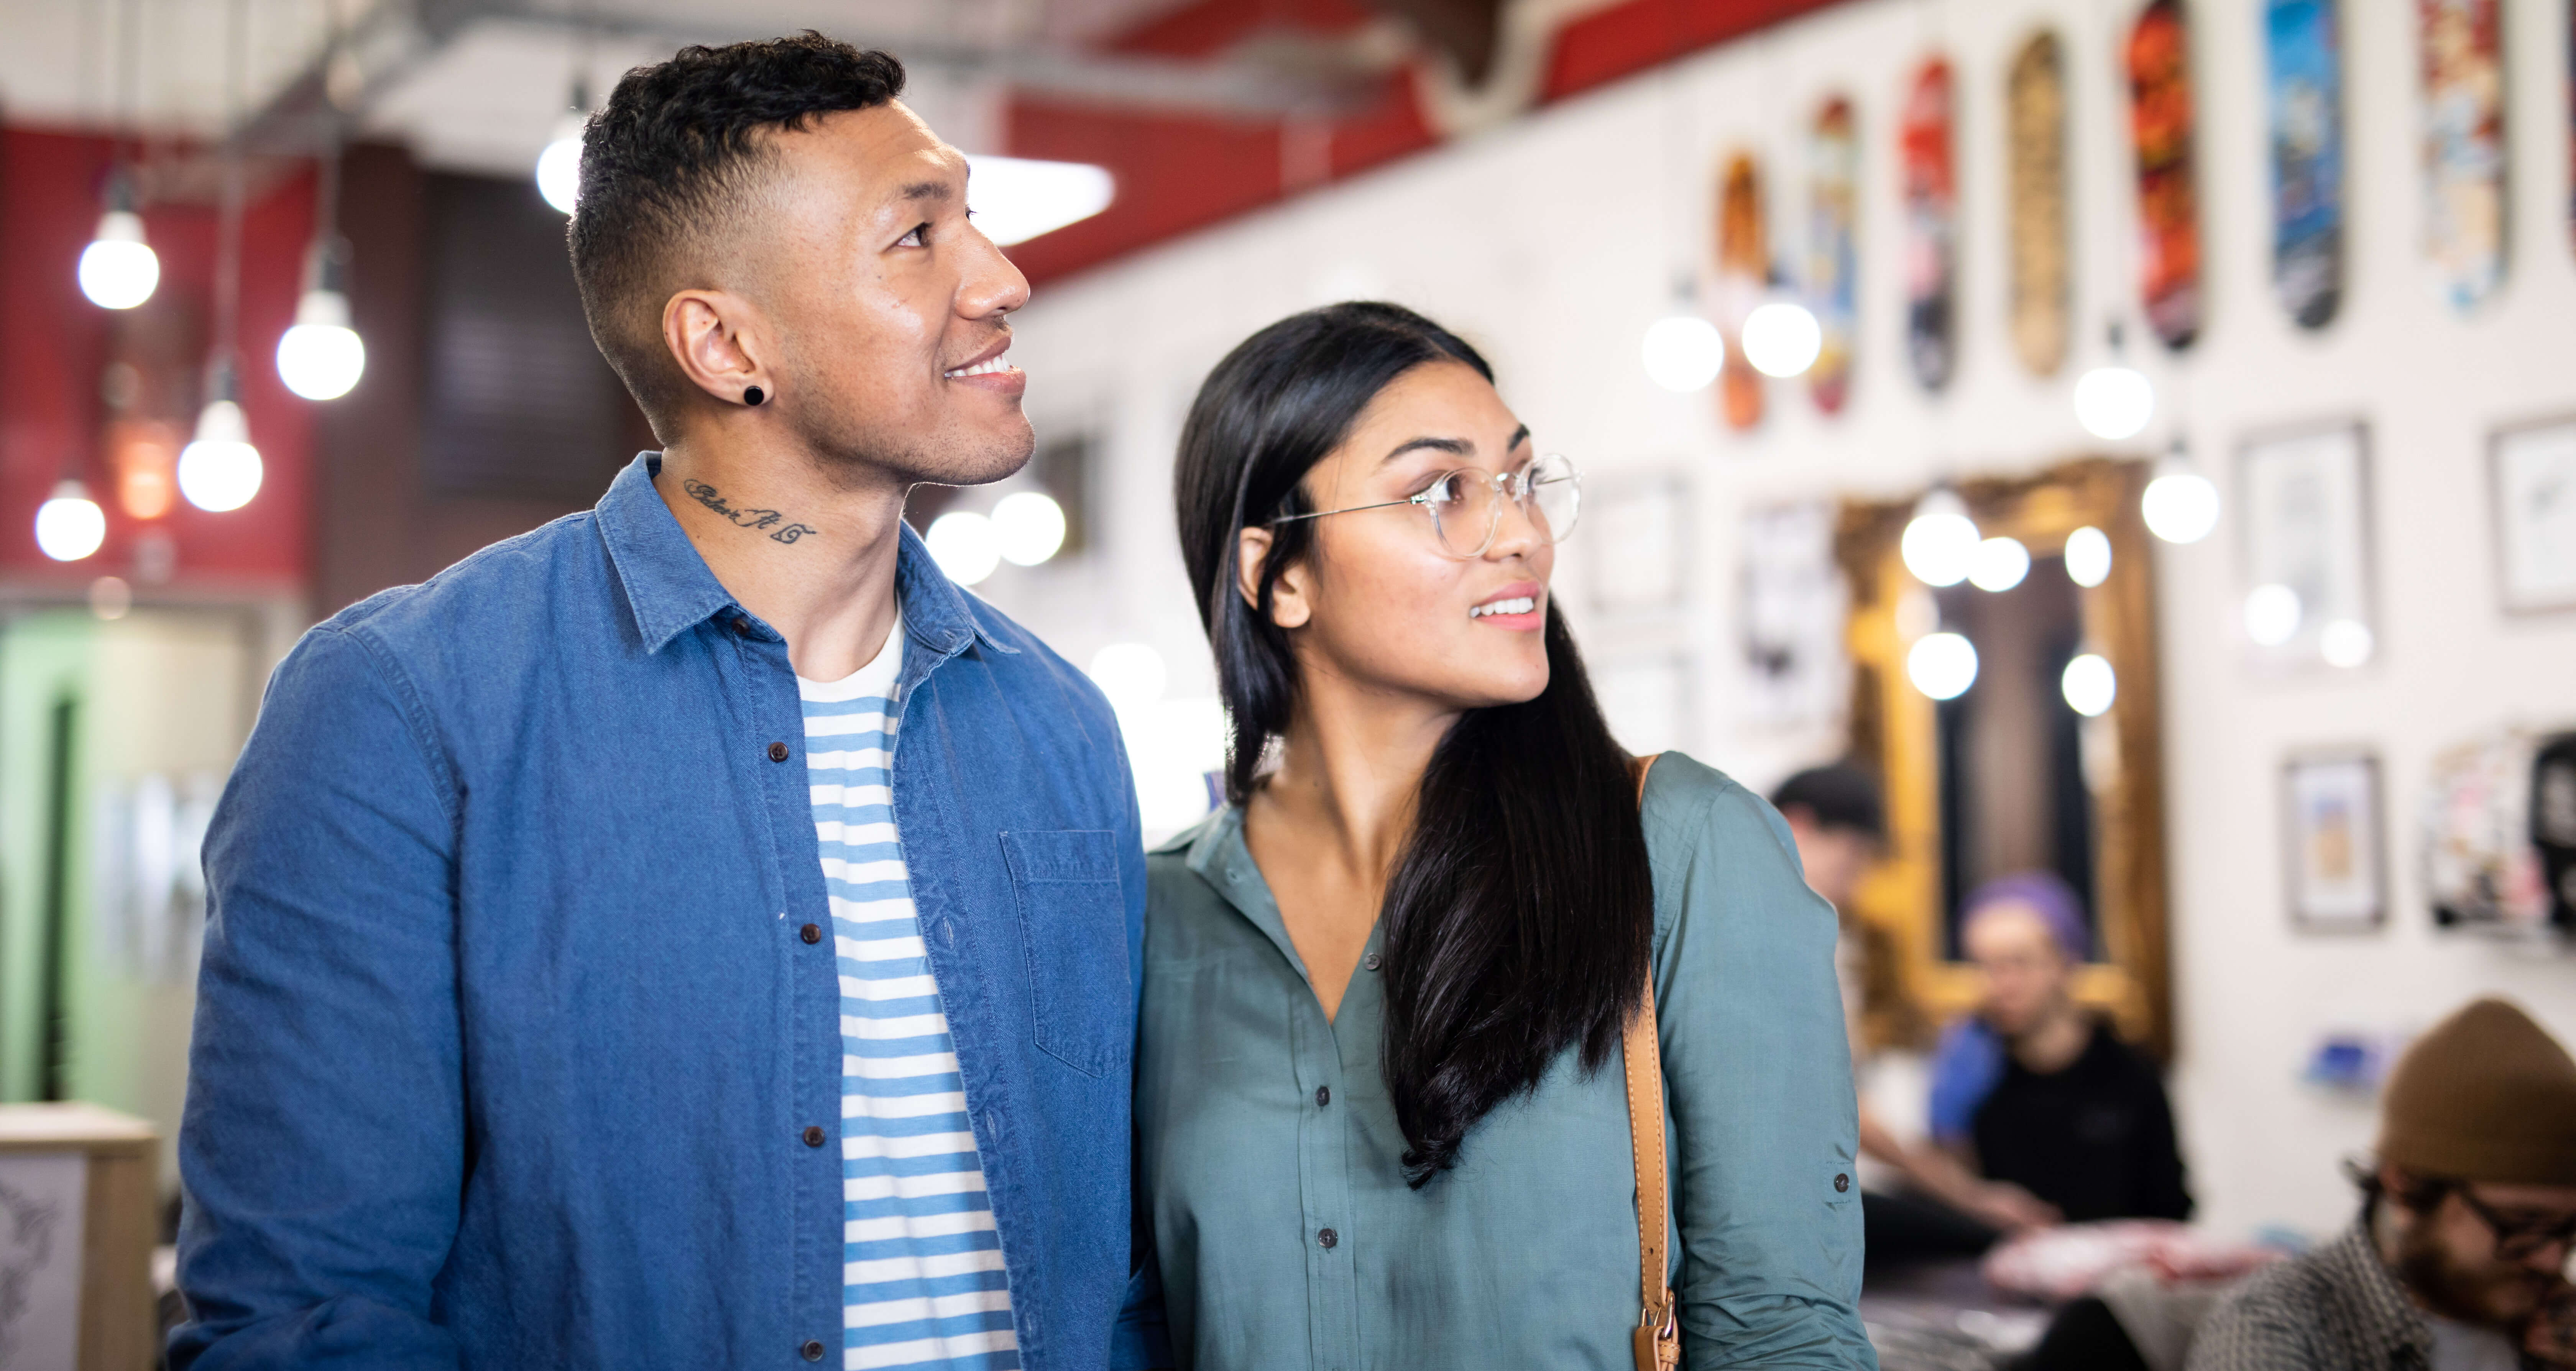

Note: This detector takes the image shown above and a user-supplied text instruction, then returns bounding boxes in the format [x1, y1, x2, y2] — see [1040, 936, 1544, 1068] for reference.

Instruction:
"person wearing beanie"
[2190, 997, 2576, 1371]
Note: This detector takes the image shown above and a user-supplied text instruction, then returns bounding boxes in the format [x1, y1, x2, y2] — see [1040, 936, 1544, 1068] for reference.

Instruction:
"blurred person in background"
[1773, 764, 2057, 1256]
[2190, 997, 2576, 1371]
[1927, 872, 2192, 1225]
[1125, 303, 1873, 1368]
[174, 36, 1145, 1369]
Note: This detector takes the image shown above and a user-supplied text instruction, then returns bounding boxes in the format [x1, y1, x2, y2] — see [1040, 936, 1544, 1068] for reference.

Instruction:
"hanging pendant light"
[537, 78, 588, 215]
[1741, 275, 1823, 379]
[2074, 320, 2155, 441]
[277, 236, 365, 400]
[35, 479, 109, 562]
[180, 356, 263, 512]
[1641, 277, 1725, 393]
[1900, 485, 1980, 587]
[79, 167, 160, 310]
[2141, 437, 2220, 543]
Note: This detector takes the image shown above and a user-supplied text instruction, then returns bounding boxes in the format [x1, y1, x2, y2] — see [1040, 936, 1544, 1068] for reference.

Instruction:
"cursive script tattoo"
[683, 479, 816, 546]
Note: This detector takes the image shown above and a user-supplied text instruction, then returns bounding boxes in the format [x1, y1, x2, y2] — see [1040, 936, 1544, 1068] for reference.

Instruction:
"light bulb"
[79, 209, 160, 309]
[2244, 583, 2302, 646]
[179, 399, 264, 512]
[276, 288, 366, 400]
[2061, 652, 2117, 716]
[1741, 298, 1823, 378]
[2319, 618, 2374, 668]
[925, 510, 999, 586]
[2142, 467, 2220, 544]
[1640, 314, 1725, 392]
[1906, 631, 1979, 700]
[963, 155, 1116, 245]
[34, 480, 107, 562]
[1968, 536, 2031, 592]
[536, 113, 585, 214]
[2064, 526, 2113, 587]
[2073, 364, 2155, 440]
[1087, 642, 1168, 713]
[991, 491, 1067, 566]
[1900, 488, 1980, 588]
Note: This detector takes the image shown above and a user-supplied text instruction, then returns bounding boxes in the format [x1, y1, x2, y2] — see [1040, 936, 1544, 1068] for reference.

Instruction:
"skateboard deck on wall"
[2265, 0, 2345, 328]
[2006, 31, 2070, 378]
[2419, 0, 2506, 311]
[1715, 150, 1767, 431]
[1900, 57, 1958, 392]
[2127, 0, 2202, 349]
[1807, 96, 1859, 415]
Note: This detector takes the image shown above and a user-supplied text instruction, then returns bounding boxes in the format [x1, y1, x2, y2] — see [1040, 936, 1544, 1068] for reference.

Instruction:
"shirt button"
[768, 741, 791, 763]
[800, 923, 823, 945]
[732, 617, 755, 637]
[1362, 952, 1382, 972]
[1317, 1227, 1338, 1249]
[1835, 1173, 1851, 1193]
[1315, 1086, 1331, 1108]
[802, 1125, 826, 1148]
[800, 1339, 825, 1361]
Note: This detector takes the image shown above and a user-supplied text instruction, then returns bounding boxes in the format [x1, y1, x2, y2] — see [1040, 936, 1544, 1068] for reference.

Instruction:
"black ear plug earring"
[743, 386, 766, 406]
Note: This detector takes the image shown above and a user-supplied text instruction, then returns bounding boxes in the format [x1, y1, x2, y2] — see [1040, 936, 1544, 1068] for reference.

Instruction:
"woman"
[1127, 303, 1871, 1369]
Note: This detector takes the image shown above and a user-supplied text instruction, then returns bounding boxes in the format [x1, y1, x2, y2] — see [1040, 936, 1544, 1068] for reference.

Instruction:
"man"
[1929, 872, 2191, 1224]
[2191, 998, 2576, 1371]
[1772, 765, 2055, 1254]
[174, 36, 1144, 1370]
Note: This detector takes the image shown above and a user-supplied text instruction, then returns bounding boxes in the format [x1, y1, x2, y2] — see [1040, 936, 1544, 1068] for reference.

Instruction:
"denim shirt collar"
[593, 452, 1019, 666]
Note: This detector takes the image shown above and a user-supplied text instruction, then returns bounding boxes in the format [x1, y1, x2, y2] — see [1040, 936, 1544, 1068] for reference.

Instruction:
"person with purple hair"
[1927, 871, 2194, 1224]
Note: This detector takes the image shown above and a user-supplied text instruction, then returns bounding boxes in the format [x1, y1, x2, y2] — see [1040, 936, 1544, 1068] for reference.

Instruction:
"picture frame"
[2280, 749, 2385, 931]
[2489, 415, 2576, 614]
[2238, 420, 2375, 670]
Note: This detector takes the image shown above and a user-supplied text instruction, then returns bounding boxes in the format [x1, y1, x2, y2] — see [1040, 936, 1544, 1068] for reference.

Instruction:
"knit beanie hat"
[2378, 997, 2576, 1186]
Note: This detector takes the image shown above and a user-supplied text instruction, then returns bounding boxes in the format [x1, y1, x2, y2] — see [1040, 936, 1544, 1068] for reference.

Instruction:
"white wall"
[977, 0, 2576, 1241]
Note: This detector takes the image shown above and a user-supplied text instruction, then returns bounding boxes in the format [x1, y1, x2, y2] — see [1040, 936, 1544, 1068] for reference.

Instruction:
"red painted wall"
[1004, 0, 1844, 288]
[0, 128, 314, 588]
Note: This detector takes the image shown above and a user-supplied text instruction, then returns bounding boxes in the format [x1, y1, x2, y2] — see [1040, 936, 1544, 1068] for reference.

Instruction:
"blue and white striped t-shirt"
[800, 622, 1020, 1371]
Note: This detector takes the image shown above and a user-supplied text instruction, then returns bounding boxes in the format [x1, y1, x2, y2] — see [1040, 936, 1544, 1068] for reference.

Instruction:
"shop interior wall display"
[989, 0, 2576, 1241]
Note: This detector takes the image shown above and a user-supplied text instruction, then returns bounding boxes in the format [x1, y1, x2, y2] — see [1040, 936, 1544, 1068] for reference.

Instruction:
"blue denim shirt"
[174, 454, 1145, 1370]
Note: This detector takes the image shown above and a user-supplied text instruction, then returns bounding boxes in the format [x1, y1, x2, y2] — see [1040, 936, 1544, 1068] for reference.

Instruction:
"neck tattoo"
[683, 478, 817, 545]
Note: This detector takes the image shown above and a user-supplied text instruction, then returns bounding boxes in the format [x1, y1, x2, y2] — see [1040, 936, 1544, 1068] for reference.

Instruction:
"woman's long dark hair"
[1175, 302, 1654, 1185]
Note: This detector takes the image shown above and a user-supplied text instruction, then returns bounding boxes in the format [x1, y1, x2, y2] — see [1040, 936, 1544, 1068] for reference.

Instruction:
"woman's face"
[1243, 360, 1555, 714]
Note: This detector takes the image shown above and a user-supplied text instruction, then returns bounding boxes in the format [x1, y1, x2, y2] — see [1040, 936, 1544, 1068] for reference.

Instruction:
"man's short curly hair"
[567, 33, 906, 433]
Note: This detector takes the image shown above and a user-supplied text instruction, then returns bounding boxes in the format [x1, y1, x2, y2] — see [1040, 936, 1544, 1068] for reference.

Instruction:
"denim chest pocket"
[1000, 829, 1131, 1077]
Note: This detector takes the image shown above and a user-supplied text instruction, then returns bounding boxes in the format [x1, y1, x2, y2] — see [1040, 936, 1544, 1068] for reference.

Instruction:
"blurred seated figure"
[1929, 872, 2192, 1224]
[2190, 998, 2576, 1371]
[1773, 766, 2058, 1259]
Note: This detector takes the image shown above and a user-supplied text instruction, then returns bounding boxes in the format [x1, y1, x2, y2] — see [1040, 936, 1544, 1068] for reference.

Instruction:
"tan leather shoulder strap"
[1623, 754, 1678, 1368]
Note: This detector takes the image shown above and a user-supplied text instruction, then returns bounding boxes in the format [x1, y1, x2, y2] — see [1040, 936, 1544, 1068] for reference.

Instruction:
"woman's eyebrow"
[1379, 436, 1472, 465]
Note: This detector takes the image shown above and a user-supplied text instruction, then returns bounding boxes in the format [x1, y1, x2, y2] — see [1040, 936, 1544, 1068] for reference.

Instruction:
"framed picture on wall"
[2490, 416, 2576, 614]
[2281, 749, 2385, 931]
[2238, 420, 2375, 670]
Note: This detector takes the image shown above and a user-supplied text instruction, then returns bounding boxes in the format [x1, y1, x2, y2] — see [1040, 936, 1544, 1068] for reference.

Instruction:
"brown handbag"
[1624, 754, 1681, 1371]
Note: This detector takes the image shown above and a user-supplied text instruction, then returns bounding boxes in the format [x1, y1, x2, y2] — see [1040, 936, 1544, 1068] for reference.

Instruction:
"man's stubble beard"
[785, 375, 1033, 494]
[2391, 1205, 2551, 1330]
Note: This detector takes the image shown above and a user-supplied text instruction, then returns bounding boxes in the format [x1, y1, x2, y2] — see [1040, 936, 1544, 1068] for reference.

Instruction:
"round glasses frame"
[1268, 453, 1582, 559]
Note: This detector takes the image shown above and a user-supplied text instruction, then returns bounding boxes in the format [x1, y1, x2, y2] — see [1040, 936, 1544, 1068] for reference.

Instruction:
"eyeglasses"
[1270, 454, 1581, 560]
[2456, 1187, 2576, 1261]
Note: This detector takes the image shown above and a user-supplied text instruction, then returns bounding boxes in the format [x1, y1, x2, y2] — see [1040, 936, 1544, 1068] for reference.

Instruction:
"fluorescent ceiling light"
[967, 156, 1115, 246]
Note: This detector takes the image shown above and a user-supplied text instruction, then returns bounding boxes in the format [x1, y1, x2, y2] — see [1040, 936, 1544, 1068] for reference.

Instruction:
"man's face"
[2390, 1178, 2576, 1330]
[1783, 810, 1875, 912]
[1963, 903, 2073, 1038]
[748, 101, 1032, 486]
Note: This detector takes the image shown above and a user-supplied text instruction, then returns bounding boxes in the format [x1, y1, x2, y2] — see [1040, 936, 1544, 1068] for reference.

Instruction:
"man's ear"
[662, 289, 771, 407]
[1235, 526, 1312, 630]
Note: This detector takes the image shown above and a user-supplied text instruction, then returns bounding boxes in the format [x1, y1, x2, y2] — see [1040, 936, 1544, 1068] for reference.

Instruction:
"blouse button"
[1834, 1173, 1851, 1193]
[1317, 1227, 1338, 1249]
[1314, 1086, 1331, 1108]
[1362, 952, 1382, 972]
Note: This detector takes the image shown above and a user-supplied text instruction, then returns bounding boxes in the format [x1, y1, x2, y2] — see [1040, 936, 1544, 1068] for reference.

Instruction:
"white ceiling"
[0, 0, 1200, 178]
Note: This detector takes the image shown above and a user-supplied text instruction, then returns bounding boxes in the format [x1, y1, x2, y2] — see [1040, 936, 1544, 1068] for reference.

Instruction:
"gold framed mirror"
[1835, 456, 2172, 1058]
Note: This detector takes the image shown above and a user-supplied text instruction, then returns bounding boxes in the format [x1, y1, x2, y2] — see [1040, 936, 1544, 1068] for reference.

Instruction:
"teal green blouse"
[1130, 754, 1876, 1370]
